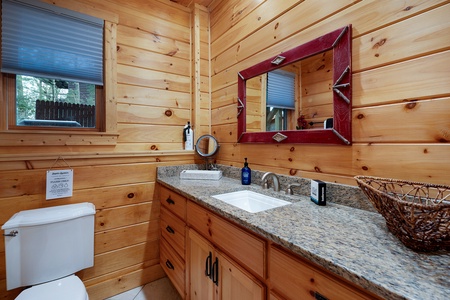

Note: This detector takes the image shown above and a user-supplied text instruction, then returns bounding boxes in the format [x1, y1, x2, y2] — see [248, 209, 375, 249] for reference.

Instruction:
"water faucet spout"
[261, 172, 280, 192]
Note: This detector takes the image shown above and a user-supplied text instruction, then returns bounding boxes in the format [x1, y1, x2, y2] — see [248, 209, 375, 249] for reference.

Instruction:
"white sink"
[212, 190, 291, 213]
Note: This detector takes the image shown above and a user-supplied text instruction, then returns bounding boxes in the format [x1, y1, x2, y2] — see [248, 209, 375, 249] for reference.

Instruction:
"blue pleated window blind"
[1, 0, 104, 85]
[266, 69, 296, 109]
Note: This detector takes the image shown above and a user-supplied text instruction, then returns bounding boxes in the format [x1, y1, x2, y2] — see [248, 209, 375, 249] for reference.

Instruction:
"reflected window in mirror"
[266, 69, 296, 131]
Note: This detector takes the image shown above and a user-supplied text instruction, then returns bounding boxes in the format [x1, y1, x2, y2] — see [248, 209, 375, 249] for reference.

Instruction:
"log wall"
[210, 0, 450, 186]
[0, 0, 197, 299]
[1, 0, 450, 299]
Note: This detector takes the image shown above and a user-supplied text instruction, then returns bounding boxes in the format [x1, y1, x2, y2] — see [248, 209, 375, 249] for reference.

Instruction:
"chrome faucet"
[261, 172, 280, 192]
[285, 183, 302, 195]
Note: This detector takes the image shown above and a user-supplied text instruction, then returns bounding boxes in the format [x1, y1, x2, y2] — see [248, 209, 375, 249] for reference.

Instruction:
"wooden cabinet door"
[189, 229, 215, 300]
[189, 228, 265, 300]
[217, 250, 265, 300]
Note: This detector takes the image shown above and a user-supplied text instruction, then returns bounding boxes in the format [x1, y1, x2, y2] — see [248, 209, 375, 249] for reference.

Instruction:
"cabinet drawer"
[270, 245, 379, 300]
[187, 201, 265, 278]
[160, 185, 187, 220]
[161, 206, 186, 260]
[160, 236, 185, 298]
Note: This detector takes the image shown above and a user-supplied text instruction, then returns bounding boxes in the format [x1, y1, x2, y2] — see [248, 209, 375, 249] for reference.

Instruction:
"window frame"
[0, 3, 118, 147]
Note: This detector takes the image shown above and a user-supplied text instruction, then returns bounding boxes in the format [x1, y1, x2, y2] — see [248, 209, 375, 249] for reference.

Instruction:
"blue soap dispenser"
[241, 158, 251, 185]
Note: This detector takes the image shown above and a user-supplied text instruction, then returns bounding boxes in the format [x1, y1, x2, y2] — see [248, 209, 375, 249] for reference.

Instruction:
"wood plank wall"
[1, 0, 449, 298]
[209, 0, 450, 186]
[0, 0, 198, 299]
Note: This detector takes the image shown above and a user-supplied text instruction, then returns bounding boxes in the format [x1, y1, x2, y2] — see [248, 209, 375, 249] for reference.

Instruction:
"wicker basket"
[354, 176, 450, 252]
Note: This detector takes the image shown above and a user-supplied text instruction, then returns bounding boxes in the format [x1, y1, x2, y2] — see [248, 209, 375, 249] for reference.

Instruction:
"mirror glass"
[195, 135, 220, 157]
[238, 25, 352, 145]
[246, 49, 333, 132]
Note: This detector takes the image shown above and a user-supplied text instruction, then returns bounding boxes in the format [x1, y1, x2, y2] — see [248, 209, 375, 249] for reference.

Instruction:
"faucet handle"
[285, 183, 302, 195]
[262, 182, 269, 189]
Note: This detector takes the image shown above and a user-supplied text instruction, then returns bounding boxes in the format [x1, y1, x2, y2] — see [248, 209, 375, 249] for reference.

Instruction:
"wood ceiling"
[170, 0, 214, 8]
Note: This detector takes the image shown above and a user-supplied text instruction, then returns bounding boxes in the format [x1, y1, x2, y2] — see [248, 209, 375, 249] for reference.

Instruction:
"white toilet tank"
[2, 203, 96, 291]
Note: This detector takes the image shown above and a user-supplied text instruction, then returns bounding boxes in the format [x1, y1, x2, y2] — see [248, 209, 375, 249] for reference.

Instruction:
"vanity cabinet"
[189, 227, 265, 300]
[159, 184, 381, 300]
[159, 186, 187, 298]
[269, 245, 381, 300]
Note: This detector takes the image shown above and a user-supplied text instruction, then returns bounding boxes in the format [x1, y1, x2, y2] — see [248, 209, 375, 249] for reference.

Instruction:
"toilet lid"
[16, 275, 88, 300]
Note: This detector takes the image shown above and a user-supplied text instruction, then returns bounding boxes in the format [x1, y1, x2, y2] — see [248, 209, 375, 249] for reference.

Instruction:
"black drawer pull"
[314, 291, 329, 300]
[166, 197, 175, 205]
[166, 225, 175, 234]
[165, 259, 174, 270]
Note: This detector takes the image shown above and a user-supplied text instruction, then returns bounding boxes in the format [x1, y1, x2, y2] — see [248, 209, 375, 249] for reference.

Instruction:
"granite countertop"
[157, 166, 450, 300]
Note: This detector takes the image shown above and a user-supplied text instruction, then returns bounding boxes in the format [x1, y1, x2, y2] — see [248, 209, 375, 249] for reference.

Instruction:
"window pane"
[16, 75, 96, 128]
[266, 107, 288, 131]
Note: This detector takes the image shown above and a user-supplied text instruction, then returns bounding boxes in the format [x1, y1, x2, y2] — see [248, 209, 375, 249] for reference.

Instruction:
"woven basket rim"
[354, 175, 450, 189]
[354, 175, 450, 208]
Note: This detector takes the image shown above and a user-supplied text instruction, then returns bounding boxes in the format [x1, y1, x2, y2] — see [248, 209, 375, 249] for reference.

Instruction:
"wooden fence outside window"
[35, 100, 95, 127]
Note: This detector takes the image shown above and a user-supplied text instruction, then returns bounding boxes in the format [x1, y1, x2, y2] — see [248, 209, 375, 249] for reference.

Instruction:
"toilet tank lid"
[2, 203, 96, 230]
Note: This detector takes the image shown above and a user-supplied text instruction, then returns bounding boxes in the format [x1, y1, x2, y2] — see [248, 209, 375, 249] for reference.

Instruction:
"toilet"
[2, 203, 96, 300]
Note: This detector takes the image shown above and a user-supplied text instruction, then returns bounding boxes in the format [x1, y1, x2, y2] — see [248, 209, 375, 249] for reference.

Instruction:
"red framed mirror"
[237, 25, 352, 145]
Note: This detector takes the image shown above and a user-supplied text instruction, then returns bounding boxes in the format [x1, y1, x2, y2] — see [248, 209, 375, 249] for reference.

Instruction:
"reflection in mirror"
[195, 135, 220, 170]
[195, 134, 219, 157]
[246, 49, 334, 132]
[238, 25, 352, 145]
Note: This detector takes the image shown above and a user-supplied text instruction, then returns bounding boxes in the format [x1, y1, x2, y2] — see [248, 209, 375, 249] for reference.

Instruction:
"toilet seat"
[16, 275, 88, 300]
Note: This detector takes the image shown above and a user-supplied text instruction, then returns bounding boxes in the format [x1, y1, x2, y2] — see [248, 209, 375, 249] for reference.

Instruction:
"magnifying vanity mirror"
[237, 25, 352, 145]
[195, 135, 220, 169]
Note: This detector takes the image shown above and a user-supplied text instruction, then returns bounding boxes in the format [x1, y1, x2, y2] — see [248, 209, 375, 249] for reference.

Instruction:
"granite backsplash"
[157, 164, 376, 213]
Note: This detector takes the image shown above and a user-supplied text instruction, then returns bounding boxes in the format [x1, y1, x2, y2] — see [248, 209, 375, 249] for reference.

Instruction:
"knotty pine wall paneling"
[191, 3, 212, 138]
[0, 0, 196, 299]
[210, 0, 450, 186]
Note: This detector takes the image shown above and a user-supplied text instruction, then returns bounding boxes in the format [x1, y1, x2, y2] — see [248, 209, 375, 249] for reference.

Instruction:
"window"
[266, 69, 296, 131]
[2, 0, 104, 129]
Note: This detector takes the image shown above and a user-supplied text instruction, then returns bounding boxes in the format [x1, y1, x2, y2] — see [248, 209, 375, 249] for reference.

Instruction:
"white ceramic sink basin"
[212, 190, 291, 213]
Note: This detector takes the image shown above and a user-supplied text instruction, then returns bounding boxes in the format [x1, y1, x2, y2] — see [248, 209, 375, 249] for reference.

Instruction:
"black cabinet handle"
[166, 225, 175, 234]
[212, 257, 219, 286]
[165, 259, 174, 270]
[166, 197, 175, 205]
[205, 251, 212, 278]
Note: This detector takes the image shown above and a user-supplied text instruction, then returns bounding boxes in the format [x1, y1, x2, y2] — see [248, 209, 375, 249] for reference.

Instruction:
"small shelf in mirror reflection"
[237, 25, 352, 145]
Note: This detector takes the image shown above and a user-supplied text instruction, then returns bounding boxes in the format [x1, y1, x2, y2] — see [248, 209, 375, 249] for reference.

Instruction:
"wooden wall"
[1, 0, 450, 299]
[0, 0, 198, 299]
[210, 0, 450, 186]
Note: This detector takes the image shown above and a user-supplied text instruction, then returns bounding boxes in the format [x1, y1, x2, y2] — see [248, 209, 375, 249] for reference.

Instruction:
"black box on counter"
[310, 180, 326, 206]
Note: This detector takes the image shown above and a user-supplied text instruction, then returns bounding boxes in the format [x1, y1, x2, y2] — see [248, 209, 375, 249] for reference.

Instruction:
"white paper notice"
[46, 169, 73, 200]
